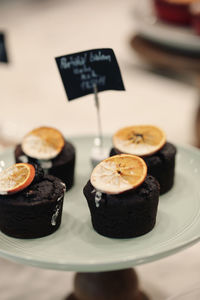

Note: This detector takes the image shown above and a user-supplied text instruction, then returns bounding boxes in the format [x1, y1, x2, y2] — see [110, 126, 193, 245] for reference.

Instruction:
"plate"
[133, 0, 200, 52]
[0, 136, 200, 272]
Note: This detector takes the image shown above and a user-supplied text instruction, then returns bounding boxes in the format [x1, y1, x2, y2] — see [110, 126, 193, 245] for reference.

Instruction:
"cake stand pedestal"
[0, 137, 199, 300]
[66, 269, 149, 300]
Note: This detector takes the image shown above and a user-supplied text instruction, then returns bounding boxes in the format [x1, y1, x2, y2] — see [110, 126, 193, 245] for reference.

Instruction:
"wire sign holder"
[55, 48, 125, 166]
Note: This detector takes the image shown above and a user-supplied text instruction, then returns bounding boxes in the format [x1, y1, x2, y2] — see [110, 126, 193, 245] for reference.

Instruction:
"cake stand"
[0, 136, 200, 300]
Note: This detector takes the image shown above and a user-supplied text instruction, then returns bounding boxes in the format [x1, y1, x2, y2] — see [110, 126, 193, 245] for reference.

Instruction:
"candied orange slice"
[113, 125, 166, 157]
[22, 126, 65, 160]
[0, 163, 35, 195]
[91, 154, 147, 194]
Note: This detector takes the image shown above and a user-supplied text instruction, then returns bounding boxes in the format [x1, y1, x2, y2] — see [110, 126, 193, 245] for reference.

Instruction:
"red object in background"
[192, 13, 200, 34]
[154, 0, 191, 26]
[190, 2, 200, 35]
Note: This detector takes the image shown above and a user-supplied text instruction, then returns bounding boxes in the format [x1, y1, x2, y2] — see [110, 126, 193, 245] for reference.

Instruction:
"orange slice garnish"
[113, 125, 166, 157]
[22, 126, 65, 160]
[91, 154, 147, 194]
[0, 163, 35, 195]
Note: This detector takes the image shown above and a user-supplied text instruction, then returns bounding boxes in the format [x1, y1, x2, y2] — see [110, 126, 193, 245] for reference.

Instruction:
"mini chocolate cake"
[110, 142, 176, 195]
[83, 175, 160, 238]
[15, 141, 75, 191]
[111, 125, 177, 195]
[0, 165, 66, 239]
[14, 126, 75, 191]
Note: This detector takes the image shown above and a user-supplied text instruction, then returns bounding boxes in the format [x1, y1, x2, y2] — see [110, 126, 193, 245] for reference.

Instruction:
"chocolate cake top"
[0, 174, 65, 206]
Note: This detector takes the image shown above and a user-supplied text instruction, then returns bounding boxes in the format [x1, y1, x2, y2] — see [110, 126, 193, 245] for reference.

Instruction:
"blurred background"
[0, 0, 200, 299]
[1, 0, 199, 146]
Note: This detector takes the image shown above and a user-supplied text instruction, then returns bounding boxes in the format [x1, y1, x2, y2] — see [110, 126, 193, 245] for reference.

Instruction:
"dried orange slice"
[22, 126, 65, 160]
[91, 154, 147, 194]
[0, 163, 35, 195]
[113, 125, 166, 157]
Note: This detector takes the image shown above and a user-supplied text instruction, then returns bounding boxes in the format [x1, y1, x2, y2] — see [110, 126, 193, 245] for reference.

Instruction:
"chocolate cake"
[83, 175, 160, 238]
[110, 142, 176, 195]
[0, 164, 66, 238]
[15, 141, 75, 191]
[111, 125, 177, 195]
[14, 126, 75, 191]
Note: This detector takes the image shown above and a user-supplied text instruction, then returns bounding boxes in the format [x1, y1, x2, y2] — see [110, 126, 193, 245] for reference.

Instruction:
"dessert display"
[83, 154, 160, 238]
[14, 126, 75, 191]
[0, 163, 66, 238]
[110, 125, 177, 195]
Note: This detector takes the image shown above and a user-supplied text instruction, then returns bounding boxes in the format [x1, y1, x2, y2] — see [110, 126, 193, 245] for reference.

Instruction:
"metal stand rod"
[93, 84, 103, 149]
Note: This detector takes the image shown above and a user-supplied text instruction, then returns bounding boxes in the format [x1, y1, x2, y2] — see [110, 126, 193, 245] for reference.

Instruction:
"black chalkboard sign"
[0, 33, 8, 63]
[55, 48, 125, 100]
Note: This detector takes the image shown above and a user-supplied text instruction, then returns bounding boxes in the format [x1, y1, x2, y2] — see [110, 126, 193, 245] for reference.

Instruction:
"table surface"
[0, 0, 200, 299]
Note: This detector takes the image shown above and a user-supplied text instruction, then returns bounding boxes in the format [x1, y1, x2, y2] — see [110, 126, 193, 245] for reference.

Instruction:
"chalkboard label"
[55, 48, 125, 100]
[0, 33, 8, 63]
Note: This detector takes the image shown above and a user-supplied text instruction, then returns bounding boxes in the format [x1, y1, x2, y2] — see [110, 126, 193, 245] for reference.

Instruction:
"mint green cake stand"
[0, 136, 200, 300]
